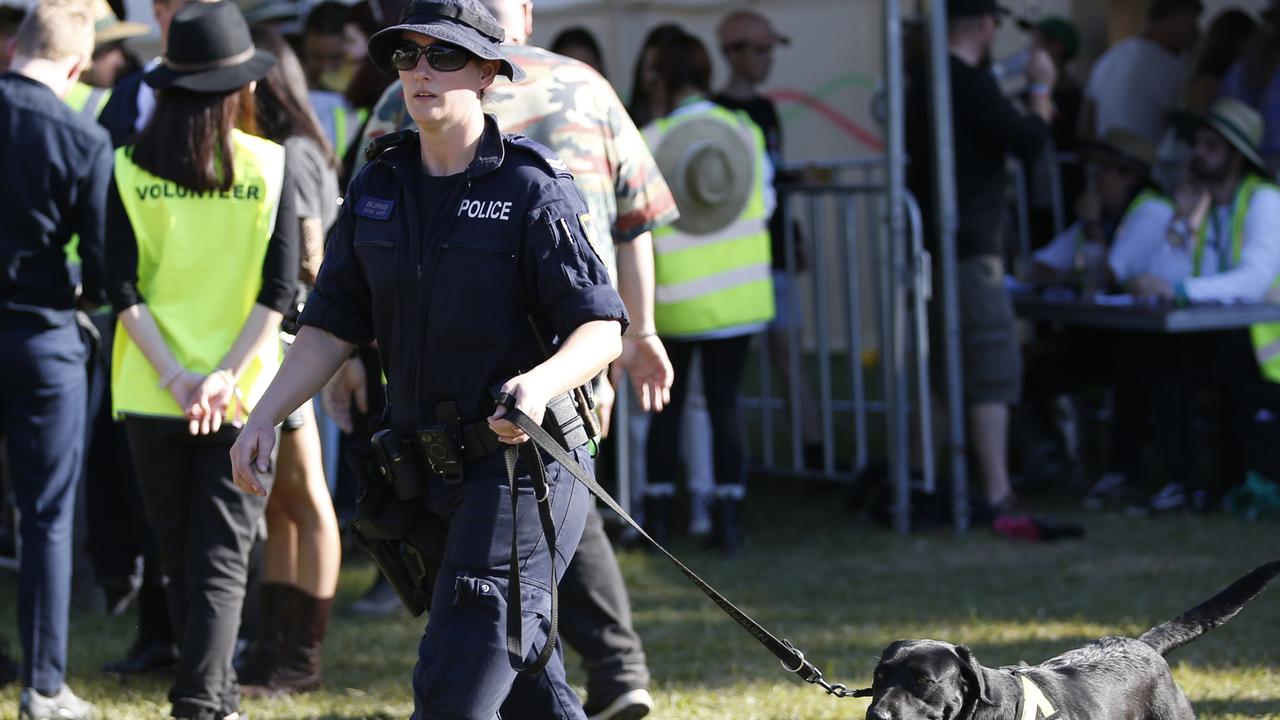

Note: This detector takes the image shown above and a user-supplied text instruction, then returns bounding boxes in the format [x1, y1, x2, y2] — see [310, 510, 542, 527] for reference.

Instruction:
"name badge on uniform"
[355, 196, 396, 220]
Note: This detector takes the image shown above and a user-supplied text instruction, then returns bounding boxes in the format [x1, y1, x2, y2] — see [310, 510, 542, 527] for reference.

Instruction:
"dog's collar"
[1012, 674, 1059, 720]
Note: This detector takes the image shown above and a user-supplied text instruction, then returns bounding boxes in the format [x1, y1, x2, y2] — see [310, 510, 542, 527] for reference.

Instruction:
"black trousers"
[557, 502, 649, 704]
[646, 335, 753, 499]
[123, 417, 272, 720]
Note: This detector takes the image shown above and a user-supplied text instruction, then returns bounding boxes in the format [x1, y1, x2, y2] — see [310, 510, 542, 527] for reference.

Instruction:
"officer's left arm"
[488, 179, 629, 443]
[1185, 187, 1280, 303]
[489, 320, 622, 444]
[74, 132, 114, 310]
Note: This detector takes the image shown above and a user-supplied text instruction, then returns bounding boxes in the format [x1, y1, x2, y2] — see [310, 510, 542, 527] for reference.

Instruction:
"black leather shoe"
[103, 638, 179, 675]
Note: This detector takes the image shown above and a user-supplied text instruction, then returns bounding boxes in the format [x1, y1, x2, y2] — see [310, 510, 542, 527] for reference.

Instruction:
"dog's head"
[864, 640, 997, 720]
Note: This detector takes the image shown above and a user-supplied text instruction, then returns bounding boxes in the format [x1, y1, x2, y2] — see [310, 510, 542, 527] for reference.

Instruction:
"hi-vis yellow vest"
[111, 129, 285, 419]
[648, 104, 774, 338]
[1191, 174, 1280, 383]
[65, 80, 111, 119]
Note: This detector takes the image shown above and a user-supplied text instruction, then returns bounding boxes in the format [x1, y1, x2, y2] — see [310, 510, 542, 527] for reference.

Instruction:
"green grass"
[2, 479, 1278, 719]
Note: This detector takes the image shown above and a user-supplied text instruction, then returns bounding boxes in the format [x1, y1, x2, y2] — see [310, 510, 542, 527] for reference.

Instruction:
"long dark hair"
[250, 26, 339, 169]
[551, 26, 606, 77]
[649, 31, 711, 117]
[133, 85, 257, 192]
[627, 23, 686, 126]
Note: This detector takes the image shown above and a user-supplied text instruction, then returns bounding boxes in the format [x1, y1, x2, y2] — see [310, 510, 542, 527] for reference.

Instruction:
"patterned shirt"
[357, 44, 679, 280]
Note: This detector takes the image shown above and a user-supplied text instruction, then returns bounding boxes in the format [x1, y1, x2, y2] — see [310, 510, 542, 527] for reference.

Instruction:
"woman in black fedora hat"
[103, 2, 299, 718]
[229, 0, 626, 716]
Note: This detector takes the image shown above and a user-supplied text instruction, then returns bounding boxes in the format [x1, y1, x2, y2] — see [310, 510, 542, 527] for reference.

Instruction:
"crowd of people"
[0, 0, 787, 718]
[909, 0, 1280, 528]
[3, 0, 1280, 717]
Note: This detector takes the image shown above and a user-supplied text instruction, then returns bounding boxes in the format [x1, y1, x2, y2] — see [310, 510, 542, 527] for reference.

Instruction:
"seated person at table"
[1126, 98, 1280, 512]
[1027, 128, 1173, 290]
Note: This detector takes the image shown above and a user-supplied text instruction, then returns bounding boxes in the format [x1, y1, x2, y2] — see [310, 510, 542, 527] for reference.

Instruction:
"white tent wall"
[531, 0, 885, 164]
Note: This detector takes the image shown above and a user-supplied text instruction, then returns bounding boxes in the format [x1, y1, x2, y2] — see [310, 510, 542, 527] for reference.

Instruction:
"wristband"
[624, 330, 657, 340]
[1029, 83, 1051, 96]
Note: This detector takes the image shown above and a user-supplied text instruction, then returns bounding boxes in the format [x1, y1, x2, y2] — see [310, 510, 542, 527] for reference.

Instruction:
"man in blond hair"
[1, 1, 108, 718]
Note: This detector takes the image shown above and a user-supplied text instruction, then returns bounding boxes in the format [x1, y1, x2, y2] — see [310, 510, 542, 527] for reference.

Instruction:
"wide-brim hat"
[367, 0, 524, 82]
[654, 116, 756, 236]
[1081, 127, 1156, 176]
[93, 0, 151, 47]
[145, 1, 277, 93]
[1172, 98, 1270, 174]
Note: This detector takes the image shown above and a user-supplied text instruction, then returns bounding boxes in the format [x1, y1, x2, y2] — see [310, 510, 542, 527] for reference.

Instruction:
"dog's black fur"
[864, 561, 1280, 720]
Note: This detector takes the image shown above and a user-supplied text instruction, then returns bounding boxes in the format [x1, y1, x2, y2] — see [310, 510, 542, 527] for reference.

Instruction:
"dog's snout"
[867, 704, 893, 720]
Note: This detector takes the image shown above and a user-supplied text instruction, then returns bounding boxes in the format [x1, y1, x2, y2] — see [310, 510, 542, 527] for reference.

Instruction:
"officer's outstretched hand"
[488, 372, 553, 445]
[230, 418, 275, 497]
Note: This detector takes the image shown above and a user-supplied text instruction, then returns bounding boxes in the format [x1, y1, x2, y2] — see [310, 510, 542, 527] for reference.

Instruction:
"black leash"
[497, 398, 873, 699]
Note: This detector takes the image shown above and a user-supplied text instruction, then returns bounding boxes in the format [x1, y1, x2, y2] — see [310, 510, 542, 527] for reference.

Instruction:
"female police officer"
[229, 1, 626, 717]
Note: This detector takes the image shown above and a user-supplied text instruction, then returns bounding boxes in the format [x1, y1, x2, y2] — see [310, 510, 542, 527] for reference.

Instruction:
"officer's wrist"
[623, 329, 657, 340]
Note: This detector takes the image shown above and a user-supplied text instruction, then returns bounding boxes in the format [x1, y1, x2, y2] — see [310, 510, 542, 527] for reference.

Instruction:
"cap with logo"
[144, 1, 277, 93]
[367, 0, 524, 82]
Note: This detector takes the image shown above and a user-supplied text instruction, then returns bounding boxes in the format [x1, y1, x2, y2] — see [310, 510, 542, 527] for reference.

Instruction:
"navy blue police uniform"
[299, 114, 626, 720]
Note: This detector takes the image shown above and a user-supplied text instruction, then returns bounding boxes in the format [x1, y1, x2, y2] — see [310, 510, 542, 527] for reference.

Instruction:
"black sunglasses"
[389, 42, 473, 72]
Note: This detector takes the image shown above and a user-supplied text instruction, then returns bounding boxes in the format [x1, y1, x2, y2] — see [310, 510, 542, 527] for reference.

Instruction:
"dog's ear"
[954, 645, 995, 707]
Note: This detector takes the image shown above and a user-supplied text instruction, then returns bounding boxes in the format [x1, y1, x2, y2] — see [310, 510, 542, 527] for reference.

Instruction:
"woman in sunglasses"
[229, 1, 625, 718]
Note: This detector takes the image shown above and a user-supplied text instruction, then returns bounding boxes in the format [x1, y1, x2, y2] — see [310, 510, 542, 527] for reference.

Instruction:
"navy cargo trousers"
[411, 447, 592, 720]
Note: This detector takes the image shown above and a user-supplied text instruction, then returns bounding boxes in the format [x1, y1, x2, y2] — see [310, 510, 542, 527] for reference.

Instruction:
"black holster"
[347, 435, 442, 616]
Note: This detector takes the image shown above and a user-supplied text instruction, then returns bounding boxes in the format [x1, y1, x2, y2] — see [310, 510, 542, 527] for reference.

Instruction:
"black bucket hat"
[367, 0, 524, 82]
[145, 1, 277, 93]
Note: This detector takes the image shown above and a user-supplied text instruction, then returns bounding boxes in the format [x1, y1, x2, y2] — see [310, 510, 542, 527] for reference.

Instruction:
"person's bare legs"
[270, 401, 340, 598]
[968, 401, 1012, 506]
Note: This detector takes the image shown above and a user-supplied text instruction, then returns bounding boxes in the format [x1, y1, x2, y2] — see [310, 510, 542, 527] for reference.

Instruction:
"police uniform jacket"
[300, 114, 628, 437]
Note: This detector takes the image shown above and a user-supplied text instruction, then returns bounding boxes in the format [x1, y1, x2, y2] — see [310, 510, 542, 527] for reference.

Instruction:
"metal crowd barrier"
[607, 163, 944, 532]
[744, 177, 936, 491]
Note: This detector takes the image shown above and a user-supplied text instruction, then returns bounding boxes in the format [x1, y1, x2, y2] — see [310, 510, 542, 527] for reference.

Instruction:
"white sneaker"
[19, 684, 95, 720]
[587, 687, 652, 720]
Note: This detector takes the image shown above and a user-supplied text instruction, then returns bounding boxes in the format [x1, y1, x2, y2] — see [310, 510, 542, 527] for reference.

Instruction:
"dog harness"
[1015, 675, 1059, 720]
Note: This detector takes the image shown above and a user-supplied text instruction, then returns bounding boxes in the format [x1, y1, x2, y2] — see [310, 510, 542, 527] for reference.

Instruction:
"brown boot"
[242, 588, 332, 697]
[236, 582, 292, 687]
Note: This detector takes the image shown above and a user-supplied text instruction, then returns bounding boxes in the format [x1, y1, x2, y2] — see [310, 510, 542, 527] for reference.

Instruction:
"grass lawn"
[1, 478, 1277, 719]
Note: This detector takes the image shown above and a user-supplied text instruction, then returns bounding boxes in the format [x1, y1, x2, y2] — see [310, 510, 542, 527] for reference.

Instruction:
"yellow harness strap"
[1019, 675, 1058, 720]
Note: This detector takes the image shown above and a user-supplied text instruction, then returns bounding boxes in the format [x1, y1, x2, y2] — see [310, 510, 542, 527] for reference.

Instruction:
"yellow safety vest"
[1191, 174, 1280, 383]
[331, 105, 369, 161]
[65, 81, 112, 120]
[111, 129, 286, 418]
[648, 103, 774, 338]
[62, 82, 113, 265]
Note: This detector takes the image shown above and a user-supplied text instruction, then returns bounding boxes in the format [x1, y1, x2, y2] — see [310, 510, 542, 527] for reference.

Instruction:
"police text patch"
[355, 196, 396, 220]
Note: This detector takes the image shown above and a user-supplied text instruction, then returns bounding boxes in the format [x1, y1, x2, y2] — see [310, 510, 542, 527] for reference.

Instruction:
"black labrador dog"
[864, 561, 1279, 720]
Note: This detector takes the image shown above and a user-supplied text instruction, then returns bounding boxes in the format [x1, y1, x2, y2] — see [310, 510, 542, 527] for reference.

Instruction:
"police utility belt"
[368, 390, 593, 493]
